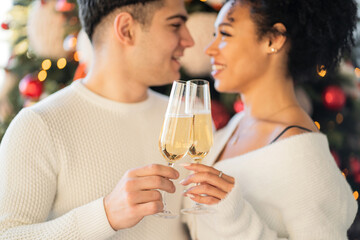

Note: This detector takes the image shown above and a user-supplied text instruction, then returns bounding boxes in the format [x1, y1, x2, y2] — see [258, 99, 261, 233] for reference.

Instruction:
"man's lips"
[172, 53, 184, 62]
[172, 56, 181, 61]
[171, 56, 182, 72]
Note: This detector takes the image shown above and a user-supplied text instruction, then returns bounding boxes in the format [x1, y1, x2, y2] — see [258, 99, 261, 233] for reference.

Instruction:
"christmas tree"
[0, 0, 81, 137]
[0, 0, 359, 237]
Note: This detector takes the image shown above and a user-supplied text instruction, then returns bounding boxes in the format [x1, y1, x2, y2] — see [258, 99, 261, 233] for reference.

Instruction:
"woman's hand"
[180, 163, 235, 205]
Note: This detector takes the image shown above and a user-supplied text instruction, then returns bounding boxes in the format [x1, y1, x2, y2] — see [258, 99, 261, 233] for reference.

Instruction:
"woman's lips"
[211, 64, 226, 76]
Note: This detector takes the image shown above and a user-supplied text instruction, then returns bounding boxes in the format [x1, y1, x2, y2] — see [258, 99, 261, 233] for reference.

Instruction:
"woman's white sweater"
[185, 113, 358, 240]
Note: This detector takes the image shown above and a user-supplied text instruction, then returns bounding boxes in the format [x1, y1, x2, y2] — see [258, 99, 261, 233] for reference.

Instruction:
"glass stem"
[194, 159, 203, 209]
[162, 162, 174, 212]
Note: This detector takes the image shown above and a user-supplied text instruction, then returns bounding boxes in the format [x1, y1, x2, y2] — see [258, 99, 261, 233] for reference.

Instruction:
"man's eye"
[171, 24, 181, 29]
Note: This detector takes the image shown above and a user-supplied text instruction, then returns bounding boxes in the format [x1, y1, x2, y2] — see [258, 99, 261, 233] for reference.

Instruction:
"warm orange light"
[74, 52, 80, 62]
[69, 36, 77, 49]
[57, 58, 67, 69]
[200, 0, 207, 2]
[314, 121, 320, 130]
[354, 191, 359, 200]
[317, 65, 327, 77]
[42, 59, 52, 70]
[341, 172, 346, 177]
[355, 68, 360, 78]
[336, 113, 344, 124]
[38, 70, 47, 81]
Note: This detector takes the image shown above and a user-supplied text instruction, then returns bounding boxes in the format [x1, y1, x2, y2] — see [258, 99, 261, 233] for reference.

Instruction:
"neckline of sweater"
[210, 112, 327, 167]
[71, 80, 163, 113]
[215, 132, 326, 166]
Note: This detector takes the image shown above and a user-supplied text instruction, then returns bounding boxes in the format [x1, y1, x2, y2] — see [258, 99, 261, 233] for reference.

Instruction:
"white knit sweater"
[0, 80, 190, 240]
[184, 113, 358, 240]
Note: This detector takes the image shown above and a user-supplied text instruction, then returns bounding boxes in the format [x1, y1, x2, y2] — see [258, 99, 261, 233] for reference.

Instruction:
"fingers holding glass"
[184, 183, 227, 205]
[181, 163, 235, 189]
[180, 164, 234, 204]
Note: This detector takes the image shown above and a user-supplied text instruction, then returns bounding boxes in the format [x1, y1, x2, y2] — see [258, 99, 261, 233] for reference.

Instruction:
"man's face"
[130, 0, 194, 86]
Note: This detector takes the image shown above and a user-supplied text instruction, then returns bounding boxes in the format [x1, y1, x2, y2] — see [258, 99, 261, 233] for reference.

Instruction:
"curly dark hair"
[233, 0, 358, 83]
[77, 0, 163, 41]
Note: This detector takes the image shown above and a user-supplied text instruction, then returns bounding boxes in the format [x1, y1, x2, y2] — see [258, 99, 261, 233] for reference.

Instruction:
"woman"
[180, 0, 358, 239]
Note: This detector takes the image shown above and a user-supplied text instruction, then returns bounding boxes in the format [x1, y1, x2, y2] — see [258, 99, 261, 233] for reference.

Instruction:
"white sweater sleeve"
[211, 181, 285, 240]
[0, 109, 115, 239]
[209, 147, 357, 240]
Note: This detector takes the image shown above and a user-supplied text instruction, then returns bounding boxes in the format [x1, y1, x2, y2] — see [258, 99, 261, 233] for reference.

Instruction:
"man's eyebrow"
[166, 14, 188, 22]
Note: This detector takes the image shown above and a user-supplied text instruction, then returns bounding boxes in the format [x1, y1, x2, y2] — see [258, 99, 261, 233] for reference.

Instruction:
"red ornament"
[19, 74, 43, 100]
[322, 85, 346, 111]
[1, 22, 9, 30]
[350, 156, 360, 183]
[211, 100, 231, 130]
[73, 63, 87, 81]
[233, 99, 244, 113]
[55, 0, 76, 12]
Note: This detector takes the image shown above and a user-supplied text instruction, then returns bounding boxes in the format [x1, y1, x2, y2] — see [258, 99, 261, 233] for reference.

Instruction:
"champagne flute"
[181, 79, 215, 215]
[156, 80, 194, 218]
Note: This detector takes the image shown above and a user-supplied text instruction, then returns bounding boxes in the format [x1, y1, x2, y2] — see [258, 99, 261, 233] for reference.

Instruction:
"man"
[0, 0, 194, 239]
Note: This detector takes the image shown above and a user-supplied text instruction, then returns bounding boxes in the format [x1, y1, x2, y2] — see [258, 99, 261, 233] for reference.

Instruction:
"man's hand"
[103, 164, 179, 230]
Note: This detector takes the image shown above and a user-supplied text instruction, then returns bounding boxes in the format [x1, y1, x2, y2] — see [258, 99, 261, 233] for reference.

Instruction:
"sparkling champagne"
[189, 113, 213, 161]
[159, 115, 193, 163]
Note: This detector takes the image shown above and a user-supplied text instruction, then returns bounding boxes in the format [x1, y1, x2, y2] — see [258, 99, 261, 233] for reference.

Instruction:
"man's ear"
[113, 12, 136, 45]
[267, 23, 287, 54]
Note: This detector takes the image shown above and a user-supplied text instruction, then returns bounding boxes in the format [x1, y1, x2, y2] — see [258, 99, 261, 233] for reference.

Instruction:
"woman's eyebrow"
[219, 22, 233, 27]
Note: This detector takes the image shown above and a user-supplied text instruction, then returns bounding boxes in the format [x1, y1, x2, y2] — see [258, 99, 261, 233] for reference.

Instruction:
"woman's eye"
[220, 31, 232, 37]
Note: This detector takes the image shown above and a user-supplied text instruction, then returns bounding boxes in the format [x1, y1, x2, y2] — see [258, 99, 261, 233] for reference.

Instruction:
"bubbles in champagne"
[188, 113, 213, 160]
[159, 115, 193, 163]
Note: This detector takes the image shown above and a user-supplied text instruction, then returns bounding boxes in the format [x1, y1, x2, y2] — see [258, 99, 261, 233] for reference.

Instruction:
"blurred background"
[0, 0, 359, 238]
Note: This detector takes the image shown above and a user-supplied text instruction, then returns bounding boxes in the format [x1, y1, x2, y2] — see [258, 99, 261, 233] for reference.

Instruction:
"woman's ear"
[113, 12, 136, 45]
[267, 23, 287, 54]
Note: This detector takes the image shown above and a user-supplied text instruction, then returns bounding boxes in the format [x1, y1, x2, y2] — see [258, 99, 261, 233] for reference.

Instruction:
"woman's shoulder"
[263, 108, 319, 143]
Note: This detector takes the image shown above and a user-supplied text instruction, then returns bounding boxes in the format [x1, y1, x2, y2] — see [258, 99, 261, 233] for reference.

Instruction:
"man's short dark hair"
[77, 0, 164, 41]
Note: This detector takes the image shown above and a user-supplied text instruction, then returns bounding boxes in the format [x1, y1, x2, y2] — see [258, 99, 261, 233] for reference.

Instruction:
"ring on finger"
[218, 171, 223, 178]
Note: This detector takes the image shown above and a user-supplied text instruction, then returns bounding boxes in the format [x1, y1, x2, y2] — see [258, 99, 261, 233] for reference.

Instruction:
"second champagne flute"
[156, 80, 193, 218]
[181, 79, 214, 215]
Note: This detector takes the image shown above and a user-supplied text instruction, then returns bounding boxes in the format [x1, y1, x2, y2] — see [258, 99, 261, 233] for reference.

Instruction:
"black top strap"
[270, 125, 312, 144]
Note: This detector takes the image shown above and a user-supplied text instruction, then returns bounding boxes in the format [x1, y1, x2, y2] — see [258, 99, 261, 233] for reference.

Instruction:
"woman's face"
[205, 1, 270, 93]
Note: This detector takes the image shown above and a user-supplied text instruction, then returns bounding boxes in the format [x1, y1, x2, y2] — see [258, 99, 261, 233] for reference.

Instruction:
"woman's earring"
[270, 47, 278, 53]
